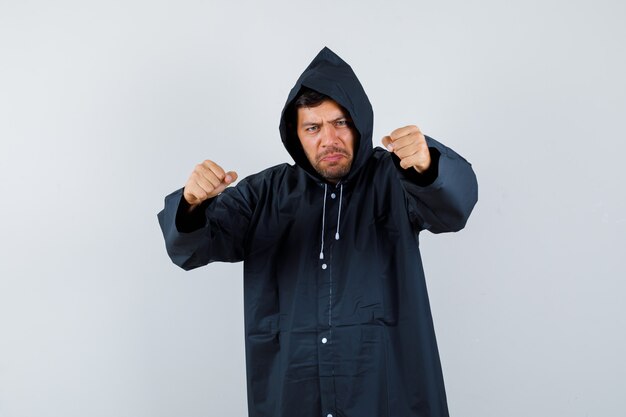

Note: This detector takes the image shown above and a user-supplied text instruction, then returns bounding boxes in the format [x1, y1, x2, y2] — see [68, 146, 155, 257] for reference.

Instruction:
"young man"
[158, 47, 478, 417]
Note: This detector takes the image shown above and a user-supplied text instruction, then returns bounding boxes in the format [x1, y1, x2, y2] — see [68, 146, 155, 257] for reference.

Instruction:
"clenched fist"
[382, 125, 431, 173]
[183, 160, 238, 208]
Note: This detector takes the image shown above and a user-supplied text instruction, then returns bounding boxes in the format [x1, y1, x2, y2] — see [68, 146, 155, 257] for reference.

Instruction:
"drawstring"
[335, 184, 343, 240]
[319, 184, 327, 260]
[319, 183, 344, 260]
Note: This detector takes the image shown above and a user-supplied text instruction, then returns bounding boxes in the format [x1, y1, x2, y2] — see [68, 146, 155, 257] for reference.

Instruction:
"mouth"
[320, 153, 346, 162]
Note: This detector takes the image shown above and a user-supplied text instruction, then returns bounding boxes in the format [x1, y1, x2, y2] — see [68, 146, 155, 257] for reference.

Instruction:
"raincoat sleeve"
[393, 135, 478, 234]
[157, 181, 255, 270]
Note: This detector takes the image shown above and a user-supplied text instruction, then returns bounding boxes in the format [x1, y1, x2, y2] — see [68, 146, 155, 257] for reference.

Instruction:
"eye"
[335, 119, 348, 127]
[305, 125, 319, 133]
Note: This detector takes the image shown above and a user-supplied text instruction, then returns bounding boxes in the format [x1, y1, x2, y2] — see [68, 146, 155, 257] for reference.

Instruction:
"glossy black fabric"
[158, 47, 478, 417]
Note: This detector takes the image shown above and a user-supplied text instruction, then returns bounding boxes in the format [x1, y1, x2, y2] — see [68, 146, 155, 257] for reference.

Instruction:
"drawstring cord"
[319, 184, 328, 260]
[319, 183, 344, 260]
[335, 183, 343, 240]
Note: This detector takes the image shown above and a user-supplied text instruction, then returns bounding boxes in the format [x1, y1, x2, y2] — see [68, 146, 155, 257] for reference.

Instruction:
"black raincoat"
[158, 47, 478, 417]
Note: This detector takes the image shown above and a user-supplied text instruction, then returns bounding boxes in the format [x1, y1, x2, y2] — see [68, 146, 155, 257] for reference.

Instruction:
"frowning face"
[297, 99, 356, 183]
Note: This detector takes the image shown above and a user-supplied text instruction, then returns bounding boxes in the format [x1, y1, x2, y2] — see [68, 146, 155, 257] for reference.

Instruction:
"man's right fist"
[183, 160, 238, 208]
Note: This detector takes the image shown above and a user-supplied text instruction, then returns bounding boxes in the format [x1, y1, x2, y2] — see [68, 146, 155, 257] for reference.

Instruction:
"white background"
[1, 1, 624, 416]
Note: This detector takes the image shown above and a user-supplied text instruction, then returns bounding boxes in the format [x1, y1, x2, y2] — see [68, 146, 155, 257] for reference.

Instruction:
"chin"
[317, 164, 351, 181]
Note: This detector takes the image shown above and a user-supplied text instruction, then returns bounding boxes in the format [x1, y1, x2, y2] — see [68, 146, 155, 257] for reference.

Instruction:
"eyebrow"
[300, 115, 350, 127]
[301, 121, 320, 127]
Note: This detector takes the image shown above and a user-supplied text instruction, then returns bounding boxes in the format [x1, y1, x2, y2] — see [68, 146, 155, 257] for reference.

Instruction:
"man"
[158, 47, 478, 417]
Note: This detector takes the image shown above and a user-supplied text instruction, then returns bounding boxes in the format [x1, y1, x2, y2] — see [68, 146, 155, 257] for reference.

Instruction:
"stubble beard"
[311, 147, 353, 182]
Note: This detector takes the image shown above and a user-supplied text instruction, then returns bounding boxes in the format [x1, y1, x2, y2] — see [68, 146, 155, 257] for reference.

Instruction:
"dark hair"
[286, 87, 331, 132]
[292, 87, 330, 110]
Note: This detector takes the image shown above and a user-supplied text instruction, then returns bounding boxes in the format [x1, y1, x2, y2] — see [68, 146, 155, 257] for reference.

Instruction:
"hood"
[279, 47, 374, 183]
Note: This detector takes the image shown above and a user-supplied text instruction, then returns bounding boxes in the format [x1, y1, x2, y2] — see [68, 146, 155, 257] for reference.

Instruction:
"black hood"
[279, 47, 374, 183]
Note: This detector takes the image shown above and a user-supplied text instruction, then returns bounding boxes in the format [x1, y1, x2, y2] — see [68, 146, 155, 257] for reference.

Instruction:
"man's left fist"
[382, 125, 431, 173]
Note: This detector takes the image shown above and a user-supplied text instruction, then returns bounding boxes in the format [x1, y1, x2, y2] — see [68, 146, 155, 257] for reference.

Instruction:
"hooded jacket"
[158, 47, 478, 417]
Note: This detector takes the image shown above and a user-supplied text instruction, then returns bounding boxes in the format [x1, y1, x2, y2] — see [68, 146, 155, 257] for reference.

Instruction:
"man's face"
[296, 99, 356, 183]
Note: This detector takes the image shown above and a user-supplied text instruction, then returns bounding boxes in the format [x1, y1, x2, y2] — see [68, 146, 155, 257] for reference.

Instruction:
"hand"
[382, 125, 431, 173]
[183, 160, 238, 208]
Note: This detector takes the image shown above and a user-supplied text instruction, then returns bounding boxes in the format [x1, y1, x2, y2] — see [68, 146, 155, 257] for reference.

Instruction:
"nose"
[319, 123, 339, 147]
